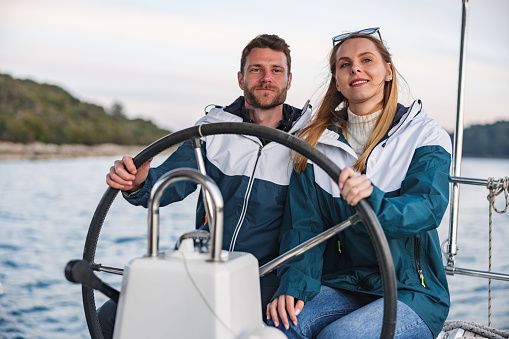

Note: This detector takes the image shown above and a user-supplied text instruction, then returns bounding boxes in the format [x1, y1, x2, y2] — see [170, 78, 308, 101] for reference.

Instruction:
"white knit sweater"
[346, 108, 382, 157]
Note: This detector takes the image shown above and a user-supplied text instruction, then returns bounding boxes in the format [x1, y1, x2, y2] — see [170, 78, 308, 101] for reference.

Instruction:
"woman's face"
[334, 38, 392, 115]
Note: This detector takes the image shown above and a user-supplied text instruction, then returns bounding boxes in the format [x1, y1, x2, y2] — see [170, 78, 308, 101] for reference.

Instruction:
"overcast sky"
[1, 0, 508, 133]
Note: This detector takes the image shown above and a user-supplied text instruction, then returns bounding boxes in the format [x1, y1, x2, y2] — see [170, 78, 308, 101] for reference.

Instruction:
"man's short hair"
[240, 34, 291, 74]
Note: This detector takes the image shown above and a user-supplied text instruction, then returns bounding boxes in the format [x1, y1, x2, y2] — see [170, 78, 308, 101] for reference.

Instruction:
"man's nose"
[261, 70, 272, 82]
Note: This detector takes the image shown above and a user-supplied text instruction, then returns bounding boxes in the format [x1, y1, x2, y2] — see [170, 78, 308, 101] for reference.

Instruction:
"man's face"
[238, 47, 292, 110]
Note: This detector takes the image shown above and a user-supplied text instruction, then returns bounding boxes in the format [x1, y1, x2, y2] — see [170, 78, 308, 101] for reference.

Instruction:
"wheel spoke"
[259, 213, 362, 277]
[91, 263, 124, 275]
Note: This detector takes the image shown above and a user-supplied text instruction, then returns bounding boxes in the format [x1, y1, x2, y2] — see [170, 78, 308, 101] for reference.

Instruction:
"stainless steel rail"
[192, 138, 215, 234]
[447, 0, 470, 267]
[449, 176, 505, 187]
[445, 175, 509, 282]
[147, 168, 224, 261]
[259, 213, 362, 277]
[445, 266, 509, 282]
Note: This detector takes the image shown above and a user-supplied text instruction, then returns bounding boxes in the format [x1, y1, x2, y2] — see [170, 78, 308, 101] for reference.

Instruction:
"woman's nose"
[351, 65, 361, 74]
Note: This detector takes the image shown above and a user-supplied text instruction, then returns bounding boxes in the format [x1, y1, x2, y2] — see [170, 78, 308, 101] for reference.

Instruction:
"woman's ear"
[386, 63, 393, 81]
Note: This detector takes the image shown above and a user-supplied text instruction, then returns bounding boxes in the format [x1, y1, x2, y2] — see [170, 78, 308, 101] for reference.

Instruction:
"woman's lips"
[350, 79, 368, 87]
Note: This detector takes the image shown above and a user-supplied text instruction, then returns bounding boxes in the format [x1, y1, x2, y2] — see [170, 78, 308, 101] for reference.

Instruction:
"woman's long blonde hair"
[294, 34, 399, 173]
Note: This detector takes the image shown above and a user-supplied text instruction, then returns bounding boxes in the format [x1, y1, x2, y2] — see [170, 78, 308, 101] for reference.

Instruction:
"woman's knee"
[316, 299, 432, 339]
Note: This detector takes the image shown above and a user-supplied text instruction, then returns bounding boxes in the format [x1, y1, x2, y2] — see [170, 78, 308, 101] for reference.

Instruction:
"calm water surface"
[0, 156, 508, 338]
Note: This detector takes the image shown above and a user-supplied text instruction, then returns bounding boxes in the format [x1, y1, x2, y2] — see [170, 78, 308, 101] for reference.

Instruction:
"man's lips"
[256, 86, 276, 92]
[350, 79, 368, 87]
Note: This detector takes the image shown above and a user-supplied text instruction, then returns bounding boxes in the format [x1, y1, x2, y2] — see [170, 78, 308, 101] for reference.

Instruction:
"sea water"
[0, 156, 508, 338]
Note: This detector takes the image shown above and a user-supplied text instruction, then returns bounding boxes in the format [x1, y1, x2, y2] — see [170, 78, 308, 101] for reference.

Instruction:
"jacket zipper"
[229, 145, 263, 251]
[414, 236, 429, 289]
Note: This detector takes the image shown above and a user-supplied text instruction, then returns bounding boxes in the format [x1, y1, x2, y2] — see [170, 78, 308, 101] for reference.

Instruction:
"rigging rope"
[443, 320, 509, 339]
[486, 177, 509, 327]
[487, 177, 509, 214]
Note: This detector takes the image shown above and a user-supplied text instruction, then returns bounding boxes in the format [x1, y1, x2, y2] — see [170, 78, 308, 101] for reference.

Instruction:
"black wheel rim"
[82, 122, 397, 339]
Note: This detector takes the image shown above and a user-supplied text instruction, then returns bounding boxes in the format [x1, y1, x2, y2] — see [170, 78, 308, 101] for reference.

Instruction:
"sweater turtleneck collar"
[346, 108, 382, 157]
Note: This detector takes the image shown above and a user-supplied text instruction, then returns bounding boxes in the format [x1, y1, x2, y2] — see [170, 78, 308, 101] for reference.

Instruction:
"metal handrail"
[192, 138, 216, 234]
[147, 168, 224, 261]
[444, 175, 509, 282]
[447, 0, 470, 267]
[445, 266, 509, 282]
[450, 176, 505, 187]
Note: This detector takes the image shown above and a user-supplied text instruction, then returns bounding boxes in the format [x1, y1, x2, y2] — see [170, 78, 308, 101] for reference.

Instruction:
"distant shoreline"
[0, 141, 175, 160]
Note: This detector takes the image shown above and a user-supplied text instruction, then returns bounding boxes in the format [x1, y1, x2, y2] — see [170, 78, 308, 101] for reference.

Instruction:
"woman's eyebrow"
[337, 51, 376, 62]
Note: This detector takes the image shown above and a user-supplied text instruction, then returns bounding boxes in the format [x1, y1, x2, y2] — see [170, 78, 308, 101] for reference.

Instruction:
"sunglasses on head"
[332, 27, 382, 46]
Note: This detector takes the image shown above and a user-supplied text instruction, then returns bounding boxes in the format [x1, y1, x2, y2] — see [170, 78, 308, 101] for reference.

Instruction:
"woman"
[267, 28, 451, 338]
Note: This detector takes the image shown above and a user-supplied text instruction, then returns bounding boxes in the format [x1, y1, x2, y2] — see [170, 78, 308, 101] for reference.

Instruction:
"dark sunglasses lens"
[358, 28, 377, 35]
[332, 34, 347, 44]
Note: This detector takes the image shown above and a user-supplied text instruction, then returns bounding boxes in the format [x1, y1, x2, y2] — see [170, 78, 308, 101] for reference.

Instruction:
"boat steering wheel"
[80, 122, 397, 339]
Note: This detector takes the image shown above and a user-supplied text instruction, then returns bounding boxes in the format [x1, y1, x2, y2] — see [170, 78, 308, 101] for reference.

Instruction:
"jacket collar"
[325, 100, 422, 139]
[223, 96, 304, 133]
[318, 100, 424, 151]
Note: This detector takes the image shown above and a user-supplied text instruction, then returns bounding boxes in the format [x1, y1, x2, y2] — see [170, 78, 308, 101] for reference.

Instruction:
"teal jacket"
[274, 101, 451, 338]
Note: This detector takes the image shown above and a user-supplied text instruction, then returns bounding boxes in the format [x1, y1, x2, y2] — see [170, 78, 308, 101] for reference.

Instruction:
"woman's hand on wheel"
[338, 167, 373, 206]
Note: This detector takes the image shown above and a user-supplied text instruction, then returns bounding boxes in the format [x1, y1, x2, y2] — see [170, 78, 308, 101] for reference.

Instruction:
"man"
[100, 34, 311, 338]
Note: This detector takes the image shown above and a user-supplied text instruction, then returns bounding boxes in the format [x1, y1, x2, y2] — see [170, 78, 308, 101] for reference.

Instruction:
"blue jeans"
[267, 286, 433, 339]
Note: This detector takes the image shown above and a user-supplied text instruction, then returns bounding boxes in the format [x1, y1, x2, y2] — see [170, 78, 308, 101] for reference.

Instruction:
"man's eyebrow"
[248, 63, 285, 68]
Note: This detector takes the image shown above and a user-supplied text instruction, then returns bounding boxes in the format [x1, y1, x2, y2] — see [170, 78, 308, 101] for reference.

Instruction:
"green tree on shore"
[458, 121, 509, 158]
[0, 74, 170, 145]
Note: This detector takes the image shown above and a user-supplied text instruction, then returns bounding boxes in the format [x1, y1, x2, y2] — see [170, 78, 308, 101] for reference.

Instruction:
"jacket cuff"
[366, 183, 384, 215]
[122, 181, 145, 197]
[272, 267, 321, 303]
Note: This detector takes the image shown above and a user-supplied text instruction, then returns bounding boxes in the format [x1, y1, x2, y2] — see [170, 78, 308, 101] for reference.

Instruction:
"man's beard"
[244, 84, 288, 110]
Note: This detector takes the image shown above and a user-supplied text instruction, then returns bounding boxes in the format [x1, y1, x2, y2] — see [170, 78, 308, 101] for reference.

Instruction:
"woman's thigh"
[270, 286, 378, 339]
[316, 298, 432, 339]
